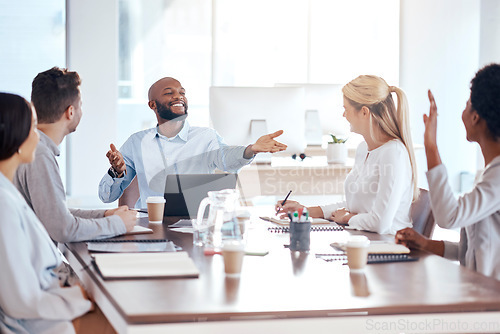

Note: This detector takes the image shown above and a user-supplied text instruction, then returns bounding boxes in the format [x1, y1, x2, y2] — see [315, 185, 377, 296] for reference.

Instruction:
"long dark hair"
[0, 93, 32, 160]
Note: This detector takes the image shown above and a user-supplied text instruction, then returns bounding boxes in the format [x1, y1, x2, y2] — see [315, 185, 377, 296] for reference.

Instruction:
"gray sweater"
[14, 132, 125, 243]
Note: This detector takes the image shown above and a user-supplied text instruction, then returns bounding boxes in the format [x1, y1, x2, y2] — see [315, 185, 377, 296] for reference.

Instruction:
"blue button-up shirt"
[99, 121, 252, 208]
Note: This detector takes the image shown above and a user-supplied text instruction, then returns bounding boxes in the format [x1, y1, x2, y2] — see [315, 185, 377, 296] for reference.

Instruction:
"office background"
[1, 0, 499, 208]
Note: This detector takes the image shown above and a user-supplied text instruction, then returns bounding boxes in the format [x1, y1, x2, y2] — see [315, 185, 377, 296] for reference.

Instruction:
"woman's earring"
[17, 148, 22, 154]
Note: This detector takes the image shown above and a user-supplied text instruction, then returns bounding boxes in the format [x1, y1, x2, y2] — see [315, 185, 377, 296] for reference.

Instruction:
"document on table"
[168, 219, 195, 234]
[87, 241, 178, 253]
[124, 225, 153, 235]
[93, 252, 199, 279]
[85, 225, 154, 242]
[169, 219, 194, 228]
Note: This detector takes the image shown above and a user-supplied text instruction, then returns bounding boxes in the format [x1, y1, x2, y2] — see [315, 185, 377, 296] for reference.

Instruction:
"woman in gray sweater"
[396, 64, 500, 280]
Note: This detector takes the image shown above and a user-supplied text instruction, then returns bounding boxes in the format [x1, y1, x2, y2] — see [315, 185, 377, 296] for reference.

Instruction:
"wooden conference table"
[65, 209, 500, 334]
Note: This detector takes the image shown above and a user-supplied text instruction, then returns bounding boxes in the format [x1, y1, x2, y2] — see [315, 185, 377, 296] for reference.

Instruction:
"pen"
[132, 208, 148, 214]
[276, 190, 292, 214]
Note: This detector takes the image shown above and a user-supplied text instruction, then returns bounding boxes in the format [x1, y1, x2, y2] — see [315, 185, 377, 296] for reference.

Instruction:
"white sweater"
[428, 156, 500, 280]
[320, 140, 413, 234]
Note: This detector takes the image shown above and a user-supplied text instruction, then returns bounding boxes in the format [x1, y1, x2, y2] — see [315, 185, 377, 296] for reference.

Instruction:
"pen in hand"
[276, 190, 292, 215]
[132, 208, 148, 214]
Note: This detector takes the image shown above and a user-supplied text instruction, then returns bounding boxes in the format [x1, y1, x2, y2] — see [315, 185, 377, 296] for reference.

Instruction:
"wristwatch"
[107, 167, 124, 178]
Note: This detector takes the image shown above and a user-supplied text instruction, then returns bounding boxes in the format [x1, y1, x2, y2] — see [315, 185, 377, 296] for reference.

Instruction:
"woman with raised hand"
[277, 75, 418, 235]
[0, 92, 95, 333]
[396, 64, 500, 280]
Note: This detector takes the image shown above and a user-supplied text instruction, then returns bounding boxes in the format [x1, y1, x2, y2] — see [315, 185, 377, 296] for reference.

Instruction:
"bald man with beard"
[99, 77, 286, 208]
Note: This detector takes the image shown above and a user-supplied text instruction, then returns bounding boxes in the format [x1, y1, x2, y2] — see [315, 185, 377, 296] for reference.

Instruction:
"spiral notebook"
[86, 238, 169, 243]
[330, 241, 410, 254]
[268, 225, 344, 233]
[315, 253, 418, 264]
[260, 216, 332, 225]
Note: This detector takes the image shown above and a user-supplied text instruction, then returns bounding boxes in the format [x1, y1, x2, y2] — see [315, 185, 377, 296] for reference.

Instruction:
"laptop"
[163, 173, 238, 220]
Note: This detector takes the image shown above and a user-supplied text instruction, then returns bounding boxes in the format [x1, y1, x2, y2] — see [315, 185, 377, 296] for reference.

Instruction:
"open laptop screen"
[163, 173, 238, 219]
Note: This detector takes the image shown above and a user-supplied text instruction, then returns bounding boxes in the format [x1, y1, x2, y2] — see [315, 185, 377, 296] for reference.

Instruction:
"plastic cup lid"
[222, 240, 245, 251]
[347, 235, 370, 248]
[146, 196, 166, 203]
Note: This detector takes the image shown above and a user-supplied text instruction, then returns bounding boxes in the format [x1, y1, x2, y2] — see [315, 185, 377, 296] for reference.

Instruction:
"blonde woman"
[277, 75, 418, 234]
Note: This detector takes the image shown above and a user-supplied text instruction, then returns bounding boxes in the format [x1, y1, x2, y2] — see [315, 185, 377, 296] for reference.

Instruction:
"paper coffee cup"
[146, 196, 166, 223]
[346, 235, 370, 271]
[222, 240, 245, 275]
[235, 210, 251, 236]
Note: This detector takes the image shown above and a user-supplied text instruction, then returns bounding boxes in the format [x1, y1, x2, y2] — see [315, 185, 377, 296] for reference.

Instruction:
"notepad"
[93, 252, 199, 279]
[125, 225, 153, 235]
[330, 241, 410, 254]
[260, 216, 332, 225]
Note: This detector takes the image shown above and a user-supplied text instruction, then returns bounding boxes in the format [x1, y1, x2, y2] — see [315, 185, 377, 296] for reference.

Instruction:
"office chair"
[410, 188, 435, 238]
[118, 176, 140, 208]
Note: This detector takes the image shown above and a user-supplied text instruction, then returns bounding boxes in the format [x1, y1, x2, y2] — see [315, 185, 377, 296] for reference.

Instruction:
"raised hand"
[423, 90, 442, 170]
[106, 143, 126, 176]
[423, 90, 438, 150]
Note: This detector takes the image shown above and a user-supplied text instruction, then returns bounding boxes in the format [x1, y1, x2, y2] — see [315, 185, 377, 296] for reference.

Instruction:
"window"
[117, 0, 399, 146]
[0, 0, 67, 186]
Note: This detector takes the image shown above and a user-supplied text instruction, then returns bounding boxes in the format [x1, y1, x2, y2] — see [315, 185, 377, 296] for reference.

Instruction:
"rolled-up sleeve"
[98, 172, 129, 203]
[443, 241, 459, 261]
[22, 152, 126, 242]
[208, 132, 253, 172]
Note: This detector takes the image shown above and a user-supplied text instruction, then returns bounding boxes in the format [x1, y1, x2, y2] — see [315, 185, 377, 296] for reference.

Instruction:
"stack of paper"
[93, 252, 199, 279]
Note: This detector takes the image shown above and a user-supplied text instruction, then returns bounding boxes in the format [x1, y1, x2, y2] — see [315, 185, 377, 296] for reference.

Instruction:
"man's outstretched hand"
[244, 130, 287, 158]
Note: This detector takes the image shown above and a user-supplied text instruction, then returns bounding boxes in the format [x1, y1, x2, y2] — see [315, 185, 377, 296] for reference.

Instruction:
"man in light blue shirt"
[98, 77, 286, 208]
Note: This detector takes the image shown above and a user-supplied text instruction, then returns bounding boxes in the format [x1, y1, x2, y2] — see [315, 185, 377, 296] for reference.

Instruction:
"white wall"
[400, 0, 481, 192]
[66, 0, 119, 206]
[477, 0, 500, 169]
[480, 0, 500, 66]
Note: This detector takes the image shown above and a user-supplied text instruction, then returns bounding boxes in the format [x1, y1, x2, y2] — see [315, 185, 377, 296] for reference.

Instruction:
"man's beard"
[156, 100, 188, 121]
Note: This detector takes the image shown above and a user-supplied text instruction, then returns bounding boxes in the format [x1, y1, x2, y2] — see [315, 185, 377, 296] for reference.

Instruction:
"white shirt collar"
[152, 121, 190, 142]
